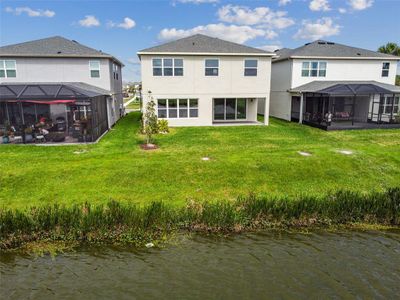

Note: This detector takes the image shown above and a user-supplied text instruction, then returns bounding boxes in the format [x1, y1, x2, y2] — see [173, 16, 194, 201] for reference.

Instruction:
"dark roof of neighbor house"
[290, 81, 400, 94]
[0, 82, 111, 101]
[274, 40, 399, 62]
[138, 34, 274, 56]
[0, 36, 124, 66]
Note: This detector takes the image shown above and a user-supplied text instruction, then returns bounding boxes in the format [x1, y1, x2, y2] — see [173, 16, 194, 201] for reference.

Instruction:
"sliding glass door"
[213, 98, 248, 121]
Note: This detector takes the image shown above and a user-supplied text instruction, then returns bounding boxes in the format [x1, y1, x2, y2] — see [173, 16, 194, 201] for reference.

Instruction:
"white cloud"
[175, 0, 218, 3]
[278, 0, 291, 6]
[78, 15, 100, 27]
[5, 6, 55, 17]
[217, 5, 294, 29]
[108, 17, 136, 29]
[309, 0, 331, 11]
[127, 58, 140, 65]
[158, 23, 267, 44]
[257, 44, 281, 52]
[338, 8, 347, 13]
[294, 17, 340, 40]
[347, 0, 374, 10]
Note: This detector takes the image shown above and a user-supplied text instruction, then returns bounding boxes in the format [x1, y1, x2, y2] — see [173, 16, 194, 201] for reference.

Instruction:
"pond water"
[1, 230, 400, 299]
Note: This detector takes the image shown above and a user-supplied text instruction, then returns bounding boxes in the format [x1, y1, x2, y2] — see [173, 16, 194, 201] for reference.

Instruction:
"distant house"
[0, 36, 124, 143]
[138, 34, 274, 126]
[264, 40, 400, 130]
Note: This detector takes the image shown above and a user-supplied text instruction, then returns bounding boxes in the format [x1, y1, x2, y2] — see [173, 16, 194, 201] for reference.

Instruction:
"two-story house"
[265, 40, 400, 130]
[138, 34, 274, 126]
[0, 36, 124, 143]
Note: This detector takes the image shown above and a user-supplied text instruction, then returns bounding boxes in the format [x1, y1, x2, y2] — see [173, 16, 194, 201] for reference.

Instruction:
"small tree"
[143, 95, 158, 144]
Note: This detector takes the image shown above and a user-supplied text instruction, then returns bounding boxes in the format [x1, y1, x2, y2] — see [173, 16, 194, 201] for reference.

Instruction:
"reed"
[1, 188, 399, 249]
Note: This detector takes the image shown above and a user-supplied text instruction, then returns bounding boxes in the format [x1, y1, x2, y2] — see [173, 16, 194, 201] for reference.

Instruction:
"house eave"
[137, 51, 276, 57]
[0, 53, 125, 67]
[284, 56, 399, 61]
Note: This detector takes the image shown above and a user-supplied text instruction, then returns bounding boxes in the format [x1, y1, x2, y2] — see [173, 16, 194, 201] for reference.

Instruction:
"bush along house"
[264, 40, 400, 130]
[138, 34, 275, 126]
[0, 36, 124, 144]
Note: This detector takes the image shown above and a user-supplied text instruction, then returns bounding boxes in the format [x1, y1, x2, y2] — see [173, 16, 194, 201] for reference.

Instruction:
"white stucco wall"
[140, 54, 272, 126]
[291, 59, 398, 88]
[0, 56, 124, 126]
[269, 58, 399, 122]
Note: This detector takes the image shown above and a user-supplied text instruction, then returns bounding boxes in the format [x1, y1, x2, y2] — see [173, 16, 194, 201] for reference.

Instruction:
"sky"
[1, 0, 399, 82]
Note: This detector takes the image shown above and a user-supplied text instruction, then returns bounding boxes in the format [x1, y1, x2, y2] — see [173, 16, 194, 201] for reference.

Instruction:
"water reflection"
[1, 230, 400, 299]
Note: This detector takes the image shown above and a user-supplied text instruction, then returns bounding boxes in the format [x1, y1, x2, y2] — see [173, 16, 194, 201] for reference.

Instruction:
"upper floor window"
[152, 58, 183, 76]
[244, 59, 258, 76]
[382, 62, 390, 77]
[113, 64, 119, 80]
[302, 61, 326, 77]
[0, 60, 16, 78]
[89, 60, 100, 78]
[205, 59, 219, 76]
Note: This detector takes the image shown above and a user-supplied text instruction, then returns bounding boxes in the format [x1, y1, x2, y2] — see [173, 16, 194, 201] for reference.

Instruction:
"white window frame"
[244, 59, 258, 76]
[0, 60, 17, 78]
[157, 98, 198, 119]
[381, 62, 390, 77]
[301, 61, 327, 77]
[89, 60, 100, 78]
[152, 58, 183, 77]
[205, 59, 219, 76]
[379, 95, 399, 114]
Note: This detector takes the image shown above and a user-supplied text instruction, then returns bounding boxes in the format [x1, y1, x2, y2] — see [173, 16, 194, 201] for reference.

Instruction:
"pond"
[1, 230, 400, 299]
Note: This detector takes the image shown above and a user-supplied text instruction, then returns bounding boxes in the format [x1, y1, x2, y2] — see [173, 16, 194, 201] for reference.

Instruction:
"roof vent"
[72, 40, 78, 43]
[305, 42, 311, 46]
[357, 53, 361, 56]
[57, 51, 62, 54]
[318, 41, 327, 45]
[327, 42, 335, 45]
[192, 42, 195, 45]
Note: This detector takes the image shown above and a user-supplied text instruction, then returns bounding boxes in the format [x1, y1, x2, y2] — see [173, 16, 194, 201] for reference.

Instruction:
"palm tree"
[378, 42, 400, 56]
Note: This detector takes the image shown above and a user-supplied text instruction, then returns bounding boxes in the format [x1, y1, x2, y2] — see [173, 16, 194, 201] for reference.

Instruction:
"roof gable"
[138, 34, 273, 56]
[274, 40, 398, 62]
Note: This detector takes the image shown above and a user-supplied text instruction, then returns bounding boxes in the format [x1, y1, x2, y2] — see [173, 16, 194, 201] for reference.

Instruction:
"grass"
[1, 112, 400, 210]
[2, 188, 399, 250]
[126, 101, 140, 109]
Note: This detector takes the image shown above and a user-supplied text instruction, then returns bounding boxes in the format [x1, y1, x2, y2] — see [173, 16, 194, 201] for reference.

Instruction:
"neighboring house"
[265, 40, 400, 130]
[138, 34, 274, 126]
[0, 36, 124, 143]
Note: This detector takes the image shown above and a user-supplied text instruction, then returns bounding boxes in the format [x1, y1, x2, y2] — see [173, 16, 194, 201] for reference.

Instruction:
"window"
[244, 59, 257, 76]
[205, 59, 219, 76]
[89, 60, 100, 78]
[0, 60, 16, 78]
[301, 61, 327, 77]
[113, 64, 119, 80]
[152, 58, 183, 76]
[379, 95, 399, 114]
[158, 99, 198, 118]
[382, 62, 390, 77]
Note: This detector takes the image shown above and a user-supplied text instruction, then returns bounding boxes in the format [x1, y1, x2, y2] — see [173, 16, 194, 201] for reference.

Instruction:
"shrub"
[158, 119, 169, 133]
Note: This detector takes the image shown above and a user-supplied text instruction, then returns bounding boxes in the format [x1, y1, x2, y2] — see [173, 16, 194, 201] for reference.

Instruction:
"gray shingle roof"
[274, 40, 398, 62]
[138, 34, 273, 55]
[0, 82, 111, 100]
[290, 81, 400, 93]
[0, 36, 123, 65]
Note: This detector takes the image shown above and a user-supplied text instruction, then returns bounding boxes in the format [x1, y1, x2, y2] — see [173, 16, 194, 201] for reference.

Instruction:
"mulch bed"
[140, 143, 159, 150]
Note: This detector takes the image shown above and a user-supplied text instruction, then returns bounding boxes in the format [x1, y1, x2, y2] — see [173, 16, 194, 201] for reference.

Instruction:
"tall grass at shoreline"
[1, 188, 399, 250]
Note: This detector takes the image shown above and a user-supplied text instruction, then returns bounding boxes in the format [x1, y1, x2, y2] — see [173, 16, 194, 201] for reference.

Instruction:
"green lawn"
[1, 112, 399, 209]
[126, 101, 140, 109]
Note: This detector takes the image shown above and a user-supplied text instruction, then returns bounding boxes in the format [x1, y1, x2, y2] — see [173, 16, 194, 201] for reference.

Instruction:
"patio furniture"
[35, 134, 46, 143]
[13, 136, 23, 144]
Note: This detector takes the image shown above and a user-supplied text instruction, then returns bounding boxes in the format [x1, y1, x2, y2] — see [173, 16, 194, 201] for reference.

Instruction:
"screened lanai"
[0, 83, 110, 144]
[290, 81, 400, 130]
